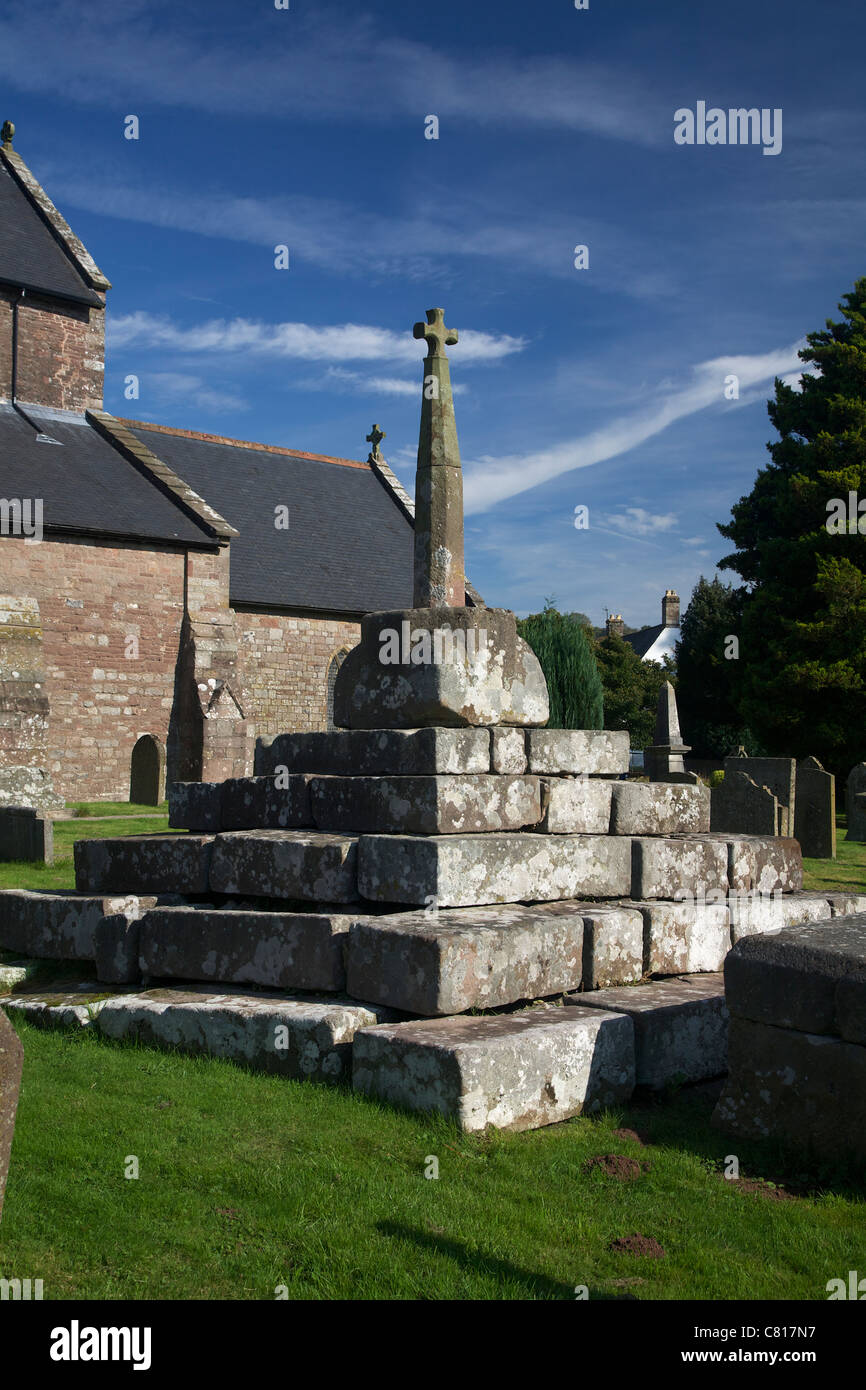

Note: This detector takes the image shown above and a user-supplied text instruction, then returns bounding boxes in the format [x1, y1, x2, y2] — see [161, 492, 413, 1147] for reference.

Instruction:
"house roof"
[0, 404, 216, 545]
[624, 623, 678, 663]
[0, 148, 107, 307]
[123, 421, 415, 614]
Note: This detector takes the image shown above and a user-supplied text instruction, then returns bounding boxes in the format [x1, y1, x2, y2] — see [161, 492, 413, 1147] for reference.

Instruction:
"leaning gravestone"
[846, 763, 866, 843]
[794, 757, 836, 859]
[710, 770, 778, 836]
[724, 756, 796, 835]
[0, 1009, 23, 1223]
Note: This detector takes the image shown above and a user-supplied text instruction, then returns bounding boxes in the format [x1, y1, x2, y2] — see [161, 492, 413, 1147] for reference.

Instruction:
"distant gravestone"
[711, 770, 778, 836]
[795, 757, 836, 859]
[0, 806, 53, 863]
[0, 1008, 23, 1225]
[724, 756, 796, 836]
[846, 763, 866, 842]
[644, 682, 694, 781]
[130, 735, 163, 806]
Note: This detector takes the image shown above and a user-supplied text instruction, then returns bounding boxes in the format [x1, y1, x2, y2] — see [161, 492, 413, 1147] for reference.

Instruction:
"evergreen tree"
[718, 277, 866, 773]
[675, 576, 753, 756]
[517, 602, 604, 729]
[593, 632, 674, 749]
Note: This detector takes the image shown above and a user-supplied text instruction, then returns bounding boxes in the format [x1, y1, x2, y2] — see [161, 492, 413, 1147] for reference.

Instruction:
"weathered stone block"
[491, 727, 527, 774]
[0, 1008, 22, 1224]
[139, 906, 349, 993]
[346, 903, 584, 1015]
[0, 888, 154, 959]
[220, 775, 313, 830]
[96, 986, 391, 1082]
[3, 992, 109, 1029]
[713, 1016, 866, 1161]
[94, 914, 142, 984]
[723, 835, 802, 894]
[724, 917, 866, 1036]
[310, 774, 542, 835]
[635, 899, 730, 975]
[168, 782, 222, 832]
[571, 975, 728, 1088]
[74, 835, 214, 895]
[580, 907, 644, 989]
[610, 782, 710, 836]
[631, 837, 728, 900]
[352, 1005, 635, 1131]
[357, 832, 632, 907]
[826, 892, 866, 917]
[334, 608, 549, 729]
[258, 727, 491, 777]
[526, 729, 629, 776]
[209, 830, 359, 903]
[539, 777, 612, 833]
[728, 890, 831, 942]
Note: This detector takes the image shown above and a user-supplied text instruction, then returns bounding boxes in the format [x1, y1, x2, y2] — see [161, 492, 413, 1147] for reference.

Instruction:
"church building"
[0, 121, 431, 803]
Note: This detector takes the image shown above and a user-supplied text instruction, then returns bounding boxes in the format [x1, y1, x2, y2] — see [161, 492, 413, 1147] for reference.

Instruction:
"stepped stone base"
[210, 830, 359, 902]
[96, 985, 394, 1081]
[346, 902, 585, 1015]
[610, 782, 710, 836]
[722, 917, 866, 1037]
[526, 729, 629, 775]
[571, 975, 728, 1088]
[259, 727, 492, 776]
[0, 889, 155, 959]
[580, 906, 644, 989]
[357, 832, 632, 906]
[139, 906, 351, 993]
[74, 836, 214, 895]
[310, 774, 542, 835]
[352, 1005, 635, 1131]
[636, 900, 730, 975]
[540, 778, 612, 833]
[632, 837, 729, 900]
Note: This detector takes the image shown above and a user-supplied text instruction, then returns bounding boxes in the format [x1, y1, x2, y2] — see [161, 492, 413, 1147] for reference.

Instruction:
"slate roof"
[126, 422, 415, 614]
[624, 623, 678, 663]
[0, 405, 215, 545]
[0, 158, 103, 307]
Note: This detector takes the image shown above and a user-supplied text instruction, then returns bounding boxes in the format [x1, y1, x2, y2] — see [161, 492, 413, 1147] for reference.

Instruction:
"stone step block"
[825, 892, 866, 917]
[634, 899, 731, 975]
[221, 775, 314, 831]
[168, 782, 222, 832]
[722, 835, 803, 893]
[96, 985, 392, 1082]
[209, 830, 359, 902]
[3, 989, 113, 1029]
[258, 727, 491, 777]
[74, 835, 214, 895]
[491, 727, 527, 774]
[729, 890, 831, 942]
[631, 836, 728, 900]
[139, 906, 350, 993]
[610, 782, 710, 836]
[539, 777, 612, 833]
[352, 1005, 635, 1131]
[724, 916, 866, 1038]
[345, 902, 585, 1015]
[713, 1016, 866, 1162]
[310, 774, 541, 835]
[357, 832, 632, 907]
[580, 906, 644, 989]
[0, 888, 155, 960]
[569, 974, 728, 1088]
[526, 729, 629, 776]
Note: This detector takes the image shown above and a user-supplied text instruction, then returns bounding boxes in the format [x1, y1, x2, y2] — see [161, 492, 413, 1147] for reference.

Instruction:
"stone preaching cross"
[412, 307, 465, 608]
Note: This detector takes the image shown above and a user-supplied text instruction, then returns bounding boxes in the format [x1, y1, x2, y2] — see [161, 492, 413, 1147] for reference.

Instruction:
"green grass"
[1, 1020, 863, 1300]
[0, 813, 179, 891]
[803, 820, 866, 894]
[66, 801, 168, 818]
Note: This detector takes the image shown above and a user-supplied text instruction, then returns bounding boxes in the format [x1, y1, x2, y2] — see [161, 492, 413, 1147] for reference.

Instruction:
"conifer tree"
[517, 603, 604, 729]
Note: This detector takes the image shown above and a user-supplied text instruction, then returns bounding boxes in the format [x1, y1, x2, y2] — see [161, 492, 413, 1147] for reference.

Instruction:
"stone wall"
[0, 286, 105, 413]
[237, 609, 359, 737]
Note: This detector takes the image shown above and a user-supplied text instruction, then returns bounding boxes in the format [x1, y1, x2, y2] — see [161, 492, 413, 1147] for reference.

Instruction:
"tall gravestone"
[724, 756, 796, 836]
[710, 770, 778, 836]
[794, 757, 836, 859]
[644, 683, 697, 782]
[846, 763, 866, 843]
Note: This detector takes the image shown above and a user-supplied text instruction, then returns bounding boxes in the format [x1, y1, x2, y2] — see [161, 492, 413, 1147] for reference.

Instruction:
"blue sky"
[3, 0, 864, 626]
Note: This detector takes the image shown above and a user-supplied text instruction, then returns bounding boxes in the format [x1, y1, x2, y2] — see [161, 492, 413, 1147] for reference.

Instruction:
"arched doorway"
[129, 734, 164, 805]
[326, 648, 351, 730]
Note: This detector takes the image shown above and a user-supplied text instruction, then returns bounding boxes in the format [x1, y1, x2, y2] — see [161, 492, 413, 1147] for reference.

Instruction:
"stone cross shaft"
[412, 307, 465, 607]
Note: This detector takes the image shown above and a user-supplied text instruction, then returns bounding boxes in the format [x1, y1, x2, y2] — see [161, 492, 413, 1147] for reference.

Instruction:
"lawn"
[1, 1020, 864, 1302]
[0, 803, 177, 891]
[1, 815, 865, 1300]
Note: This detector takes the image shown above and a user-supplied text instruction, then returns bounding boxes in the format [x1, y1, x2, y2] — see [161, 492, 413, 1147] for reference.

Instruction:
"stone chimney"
[606, 613, 625, 639]
[662, 589, 680, 627]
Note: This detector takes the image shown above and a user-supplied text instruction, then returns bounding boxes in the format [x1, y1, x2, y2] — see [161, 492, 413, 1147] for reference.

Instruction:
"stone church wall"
[237, 609, 359, 738]
[0, 286, 106, 413]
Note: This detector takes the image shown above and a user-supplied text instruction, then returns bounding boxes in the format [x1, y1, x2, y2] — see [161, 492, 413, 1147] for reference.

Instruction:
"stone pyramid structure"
[2, 306, 858, 1133]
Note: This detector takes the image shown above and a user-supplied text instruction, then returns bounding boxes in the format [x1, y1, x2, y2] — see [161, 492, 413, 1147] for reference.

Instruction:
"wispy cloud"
[140, 371, 248, 414]
[304, 367, 467, 397]
[0, 1, 666, 144]
[606, 507, 678, 537]
[108, 311, 524, 365]
[463, 343, 805, 513]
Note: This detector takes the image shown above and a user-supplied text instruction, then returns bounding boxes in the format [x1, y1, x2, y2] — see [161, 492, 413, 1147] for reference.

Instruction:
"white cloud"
[606, 508, 678, 537]
[108, 312, 522, 366]
[138, 371, 248, 413]
[463, 342, 805, 514]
